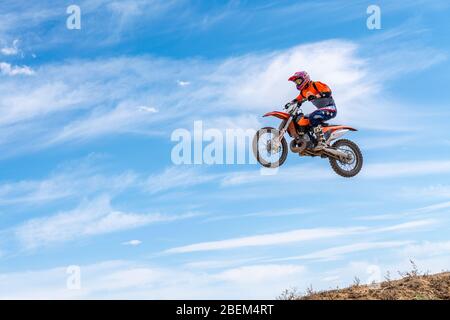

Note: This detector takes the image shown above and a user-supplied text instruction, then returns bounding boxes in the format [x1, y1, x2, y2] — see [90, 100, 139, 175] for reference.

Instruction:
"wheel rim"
[257, 130, 283, 165]
[335, 145, 357, 172]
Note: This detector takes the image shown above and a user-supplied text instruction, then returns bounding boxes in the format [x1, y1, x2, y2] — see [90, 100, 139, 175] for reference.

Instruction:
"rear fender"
[323, 125, 357, 133]
[325, 126, 357, 143]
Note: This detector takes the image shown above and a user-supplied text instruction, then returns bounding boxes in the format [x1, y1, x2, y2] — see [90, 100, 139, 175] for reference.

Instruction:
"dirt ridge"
[280, 265, 450, 300]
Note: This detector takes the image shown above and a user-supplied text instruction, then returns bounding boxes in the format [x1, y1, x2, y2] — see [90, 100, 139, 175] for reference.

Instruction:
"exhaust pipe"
[293, 142, 349, 160]
[322, 147, 349, 161]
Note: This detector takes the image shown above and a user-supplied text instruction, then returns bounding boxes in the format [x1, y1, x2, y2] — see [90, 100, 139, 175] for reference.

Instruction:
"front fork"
[267, 116, 292, 152]
[278, 116, 293, 139]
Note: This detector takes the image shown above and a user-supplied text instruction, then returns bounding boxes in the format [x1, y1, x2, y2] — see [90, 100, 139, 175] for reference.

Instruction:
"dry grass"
[279, 263, 450, 300]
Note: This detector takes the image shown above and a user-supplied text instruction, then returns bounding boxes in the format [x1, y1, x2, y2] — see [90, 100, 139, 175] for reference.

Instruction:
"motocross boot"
[313, 125, 327, 151]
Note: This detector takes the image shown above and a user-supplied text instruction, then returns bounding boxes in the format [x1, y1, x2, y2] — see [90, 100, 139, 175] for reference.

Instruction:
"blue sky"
[0, 0, 450, 299]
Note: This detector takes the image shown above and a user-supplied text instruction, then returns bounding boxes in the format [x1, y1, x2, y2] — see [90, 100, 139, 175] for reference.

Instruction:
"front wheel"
[253, 127, 288, 168]
[329, 139, 363, 178]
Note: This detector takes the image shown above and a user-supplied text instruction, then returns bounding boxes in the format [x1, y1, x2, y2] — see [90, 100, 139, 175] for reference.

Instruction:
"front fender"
[263, 111, 290, 120]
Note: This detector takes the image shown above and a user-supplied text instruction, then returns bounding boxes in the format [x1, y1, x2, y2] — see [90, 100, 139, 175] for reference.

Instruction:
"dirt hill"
[281, 268, 450, 300]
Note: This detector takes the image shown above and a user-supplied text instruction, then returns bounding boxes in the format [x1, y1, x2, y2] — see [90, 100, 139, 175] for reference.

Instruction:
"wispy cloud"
[14, 196, 197, 249]
[1, 39, 20, 56]
[221, 165, 332, 186]
[137, 106, 158, 113]
[362, 160, 450, 179]
[122, 240, 142, 246]
[0, 56, 175, 154]
[214, 264, 305, 285]
[358, 201, 450, 221]
[1, 38, 440, 156]
[2, 240, 449, 299]
[0, 0, 178, 50]
[183, 257, 266, 270]
[177, 80, 190, 87]
[0, 259, 308, 299]
[272, 241, 413, 262]
[0, 155, 137, 206]
[399, 240, 450, 258]
[220, 159, 450, 188]
[204, 208, 313, 223]
[359, 135, 418, 150]
[145, 166, 220, 194]
[372, 219, 437, 233]
[399, 184, 450, 200]
[165, 219, 436, 254]
[165, 226, 367, 254]
[0, 62, 34, 76]
[48, 102, 162, 144]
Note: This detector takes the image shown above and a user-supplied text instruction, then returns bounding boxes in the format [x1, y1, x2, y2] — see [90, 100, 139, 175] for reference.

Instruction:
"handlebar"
[284, 100, 306, 115]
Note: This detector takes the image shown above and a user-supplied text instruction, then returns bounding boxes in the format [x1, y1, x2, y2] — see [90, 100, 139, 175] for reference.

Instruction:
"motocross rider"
[285, 71, 337, 151]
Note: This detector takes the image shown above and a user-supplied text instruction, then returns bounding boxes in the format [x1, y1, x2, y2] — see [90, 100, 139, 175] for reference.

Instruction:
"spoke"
[256, 129, 284, 165]
[336, 146, 357, 171]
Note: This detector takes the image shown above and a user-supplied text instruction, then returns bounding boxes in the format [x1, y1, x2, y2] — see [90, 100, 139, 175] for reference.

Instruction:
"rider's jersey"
[295, 81, 336, 111]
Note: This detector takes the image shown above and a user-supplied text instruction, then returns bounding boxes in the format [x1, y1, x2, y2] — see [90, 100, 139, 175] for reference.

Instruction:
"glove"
[284, 100, 296, 109]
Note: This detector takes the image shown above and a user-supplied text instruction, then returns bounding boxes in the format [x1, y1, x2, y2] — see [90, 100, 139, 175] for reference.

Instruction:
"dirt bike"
[252, 100, 363, 177]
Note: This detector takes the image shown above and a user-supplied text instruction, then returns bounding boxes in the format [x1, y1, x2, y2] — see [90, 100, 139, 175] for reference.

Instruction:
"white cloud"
[122, 240, 142, 246]
[7, 156, 438, 213]
[0, 156, 137, 206]
[272, 241, 413, 262]
[220, 159, 450, 188]
[165, 226, 367, 254]
[137, 106, 158, 113]
[0, 260, 307, 299]
[400, 240, 450, 258]
[145, 166, 220, 194]
[214, 40, 430, 132]
[0, 62, 34, 76]
[359, 135, 417, 150]
[0, 56, 175, 153]
[0, 235, 449, 299]
[177, 80, 190, 87]
[372, 219, 437, 233]
[165, 219, 436, 254]
[0, 1, 177, 49]
[358, 201, 450, 221]
[221, 165, 332, 187]
[214, 264, 305, 285]
[204, 208, 313, 223]
[1, 39, 20, 56]
[0, 81, 86, 129]
[3, 241, 449, 299]
[48, 102, 163, 144]
[203, 113, 262, 132]
[415, 201, 450, 214]
[184, 257, 265, 270]
[14, 196, 196, 249]
[400, 185, 450, 200]
[362, 160, 450, 179]
[0, 39, 439, 156]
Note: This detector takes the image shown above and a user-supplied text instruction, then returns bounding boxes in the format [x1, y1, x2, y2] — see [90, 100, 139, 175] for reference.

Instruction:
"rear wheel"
[252, 127, 288, 168]
[329, 139, 363, 178]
